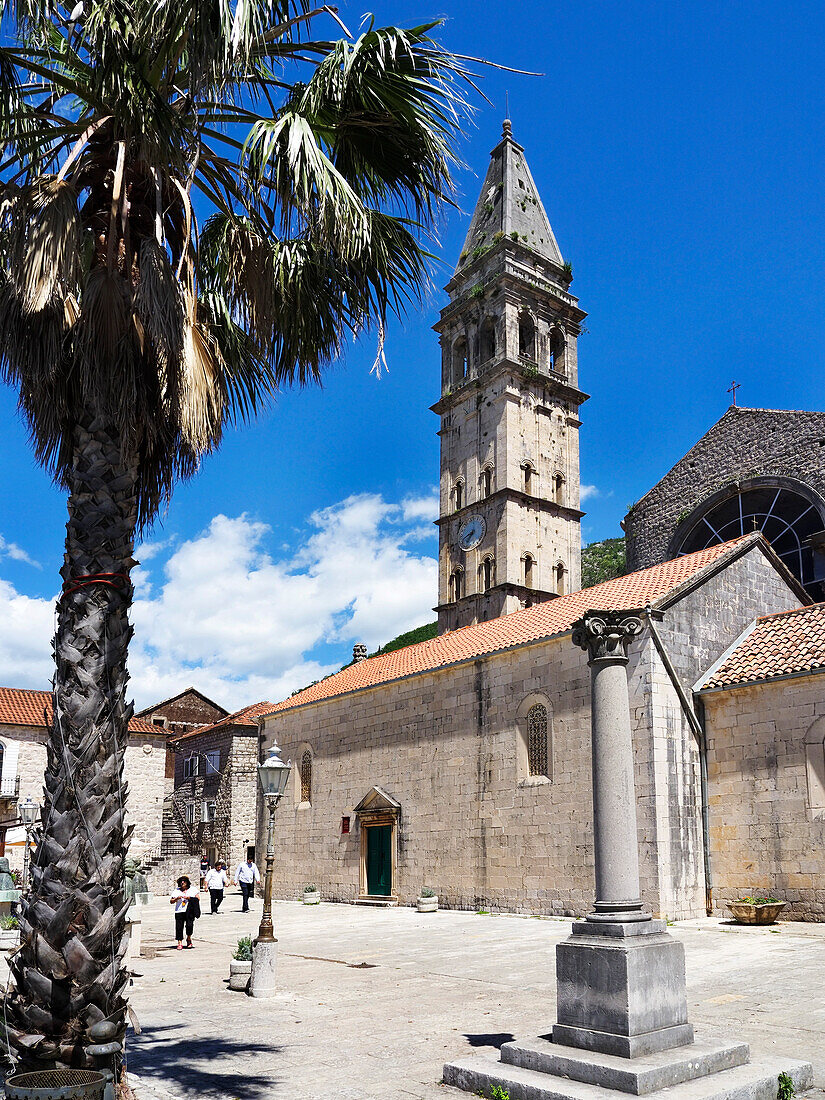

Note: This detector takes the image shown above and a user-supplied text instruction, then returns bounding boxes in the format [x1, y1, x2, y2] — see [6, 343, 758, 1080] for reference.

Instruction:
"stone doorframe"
[353, 786, 401, 906]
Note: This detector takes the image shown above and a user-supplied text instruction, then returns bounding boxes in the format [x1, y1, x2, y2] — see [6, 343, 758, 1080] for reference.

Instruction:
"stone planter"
[303, 890, 320, 905]
[0, 927, 20, 950]
[229, 958, 252, 991]
[417, 895, 438, 913]
[726, 900, 786, 925]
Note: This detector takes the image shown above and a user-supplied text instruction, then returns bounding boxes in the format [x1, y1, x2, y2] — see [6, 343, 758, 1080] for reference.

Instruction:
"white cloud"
[0, 535, 41, 569]
[0, 494, 439, 712]
[580, 484, 600, 502]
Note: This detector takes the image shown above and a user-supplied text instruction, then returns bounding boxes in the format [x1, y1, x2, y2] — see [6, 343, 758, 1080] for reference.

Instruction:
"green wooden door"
[366, 825, 392, 896]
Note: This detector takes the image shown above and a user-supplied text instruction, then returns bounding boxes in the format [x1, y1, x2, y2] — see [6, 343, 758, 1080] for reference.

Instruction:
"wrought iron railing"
[0, 776, 21, 799]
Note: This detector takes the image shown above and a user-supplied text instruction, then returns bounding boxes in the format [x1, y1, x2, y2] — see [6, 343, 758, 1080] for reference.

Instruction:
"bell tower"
[433, 121, 588, 634]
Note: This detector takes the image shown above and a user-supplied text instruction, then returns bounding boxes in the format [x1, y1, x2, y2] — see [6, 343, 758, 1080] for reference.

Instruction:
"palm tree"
[0, 0, 470, 1073]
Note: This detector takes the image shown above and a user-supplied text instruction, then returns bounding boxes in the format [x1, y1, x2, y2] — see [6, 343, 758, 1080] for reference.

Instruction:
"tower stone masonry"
[433, 121, 588, 634]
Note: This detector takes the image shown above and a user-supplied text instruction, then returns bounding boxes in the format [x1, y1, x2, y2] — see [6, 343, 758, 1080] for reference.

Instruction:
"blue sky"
[1, 0, 824, 708]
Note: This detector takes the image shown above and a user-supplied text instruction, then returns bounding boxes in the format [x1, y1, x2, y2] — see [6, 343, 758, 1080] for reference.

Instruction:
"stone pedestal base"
[554, 919, 691, 1057]
[125, 907, 142, 961]
[443, 1040, 813, 1100]
[249, 939, 278, 999]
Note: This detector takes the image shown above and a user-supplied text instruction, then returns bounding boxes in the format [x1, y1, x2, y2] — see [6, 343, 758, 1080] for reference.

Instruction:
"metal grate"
[301, 750, 312, 803]
[527, 704, 548, 777]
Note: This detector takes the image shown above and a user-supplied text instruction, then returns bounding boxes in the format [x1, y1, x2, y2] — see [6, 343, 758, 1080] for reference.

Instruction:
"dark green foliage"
[375, 621, 438, 655]
[581, 537, 626, 589]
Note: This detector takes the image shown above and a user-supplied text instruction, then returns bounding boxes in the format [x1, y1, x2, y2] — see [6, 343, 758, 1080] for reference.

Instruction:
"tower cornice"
[430, 362, 589, 416]
[435, 488, 585, 526]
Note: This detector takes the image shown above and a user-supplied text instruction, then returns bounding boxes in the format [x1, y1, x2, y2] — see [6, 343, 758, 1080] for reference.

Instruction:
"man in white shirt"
[235, 857, 261, 912]
[205, 862, 229, 913]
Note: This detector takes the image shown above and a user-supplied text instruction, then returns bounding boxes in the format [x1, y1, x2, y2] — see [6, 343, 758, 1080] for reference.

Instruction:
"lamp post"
[249, 740, 291, 998]
[17, 796, 38, 891]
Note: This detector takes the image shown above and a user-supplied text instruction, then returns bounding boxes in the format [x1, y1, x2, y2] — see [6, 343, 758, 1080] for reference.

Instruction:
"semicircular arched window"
[527, 703, 549, 778]
[676, 482, 825, 599]
[300, 750, 312, 804]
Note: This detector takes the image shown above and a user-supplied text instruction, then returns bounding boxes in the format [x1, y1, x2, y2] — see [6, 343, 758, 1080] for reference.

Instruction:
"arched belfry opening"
[452, 336, 468, 385]
[480, 316, 496, 363]
[549, 325, 565, 373]
[518, 312, 535, 360]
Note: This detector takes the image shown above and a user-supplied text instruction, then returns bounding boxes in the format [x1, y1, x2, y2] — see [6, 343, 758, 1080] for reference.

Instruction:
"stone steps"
[499, 1035, 750, 1094]
[443, 1051, 813, 1100]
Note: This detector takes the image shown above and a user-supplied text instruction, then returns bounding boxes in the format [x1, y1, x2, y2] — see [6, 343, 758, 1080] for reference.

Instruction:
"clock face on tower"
[458, 514, 486, 551]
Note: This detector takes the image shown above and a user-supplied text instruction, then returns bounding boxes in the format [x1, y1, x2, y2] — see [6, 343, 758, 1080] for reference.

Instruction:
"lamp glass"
[258, 741, 292, 799]
[18, 797, 37, 825]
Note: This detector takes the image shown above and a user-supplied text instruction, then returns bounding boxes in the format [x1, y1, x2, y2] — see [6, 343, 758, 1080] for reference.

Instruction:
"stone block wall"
[702, 675, 825, 920]
[624, 408, 825, 572]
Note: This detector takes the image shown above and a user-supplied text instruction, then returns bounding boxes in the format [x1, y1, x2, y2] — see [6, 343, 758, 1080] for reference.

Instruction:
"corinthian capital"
[571, 610, 644, 663]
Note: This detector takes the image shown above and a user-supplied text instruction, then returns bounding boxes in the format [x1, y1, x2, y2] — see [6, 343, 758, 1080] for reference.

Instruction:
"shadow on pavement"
[127, 1023, 282, 1098]
[463, 1032, 515, 1050]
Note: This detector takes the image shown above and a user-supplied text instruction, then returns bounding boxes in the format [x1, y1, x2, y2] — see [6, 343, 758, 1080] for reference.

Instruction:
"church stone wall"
[624, 408, 825, 572]
[702, 674, 825, 921]
[260, 634, 685, 918]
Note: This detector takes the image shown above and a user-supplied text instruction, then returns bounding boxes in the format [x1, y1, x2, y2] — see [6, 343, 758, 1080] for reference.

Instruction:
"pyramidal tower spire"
[458, 119, 564, 269]
[432, 121, 588, 635]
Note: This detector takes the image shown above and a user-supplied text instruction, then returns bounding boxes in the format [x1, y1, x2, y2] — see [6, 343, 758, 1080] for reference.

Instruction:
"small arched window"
[479, 556, 495, 593]
[527, 703, 549, 778]
[453, 337, 468, 383]
[481, 466, 493, 498]
[300, 750, 312, 804]
[554, 474, 565, 506]
[449, 568, 465, 602]
[524, 554, 535, 588]
[518, 312, 535, 359]
[480, 317, 496, 362]
[555, 562, 566, 596]
[454, 479, 464, 512]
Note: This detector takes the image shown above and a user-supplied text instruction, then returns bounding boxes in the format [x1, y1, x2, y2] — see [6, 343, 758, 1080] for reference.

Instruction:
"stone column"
[553, 610, 693, 1058]
[574, 610, 646, 923]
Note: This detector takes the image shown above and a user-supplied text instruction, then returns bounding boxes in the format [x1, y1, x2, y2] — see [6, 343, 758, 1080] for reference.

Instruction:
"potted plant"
[0, 913, 20, 950]
[229, 936, 252, 991]
[417, 887, 438, 913]
[303, 884, 320, 905]
[726, 895, 786, 925]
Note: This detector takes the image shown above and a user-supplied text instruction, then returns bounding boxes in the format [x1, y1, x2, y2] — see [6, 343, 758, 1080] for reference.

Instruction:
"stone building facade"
[697, 603, 825, 920]
[258, 535, 807, 919]
[624, 406, 825, 600]
[0, 688, 167, 871]
[165, 701, 272, 881]
[434, 122, 587, 633]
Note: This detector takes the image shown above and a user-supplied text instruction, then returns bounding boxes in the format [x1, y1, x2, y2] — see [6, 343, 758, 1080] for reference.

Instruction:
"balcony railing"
[0, 776, 20, 799]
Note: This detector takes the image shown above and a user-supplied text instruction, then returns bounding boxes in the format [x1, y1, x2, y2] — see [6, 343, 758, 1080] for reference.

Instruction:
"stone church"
[257, 123, 825, 922]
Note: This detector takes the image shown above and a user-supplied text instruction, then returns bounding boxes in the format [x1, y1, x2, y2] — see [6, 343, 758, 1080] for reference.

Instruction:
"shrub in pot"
[417, 886, 438, 913]
[229, 935, 252, 991]
[303, 884, 320, 905]
[726, 895, 786, 925]
[0, 913, 20, 949]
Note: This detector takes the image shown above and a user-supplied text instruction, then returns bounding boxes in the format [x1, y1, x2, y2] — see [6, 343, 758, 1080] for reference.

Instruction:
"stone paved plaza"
[117, 890, 825, 1100]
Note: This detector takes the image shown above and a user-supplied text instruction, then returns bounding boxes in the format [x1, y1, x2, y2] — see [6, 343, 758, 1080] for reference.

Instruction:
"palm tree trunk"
[6, 416, 138, 1071]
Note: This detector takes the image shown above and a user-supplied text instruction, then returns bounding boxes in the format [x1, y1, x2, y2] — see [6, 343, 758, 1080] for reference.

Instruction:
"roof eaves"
[692, 617, 759, 692]
[260, 628, 575, 722]
[697, 664, 825, 696]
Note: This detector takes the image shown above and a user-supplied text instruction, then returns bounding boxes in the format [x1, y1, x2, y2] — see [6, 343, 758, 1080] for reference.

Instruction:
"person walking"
[206, 861, 229, 914]
[170, 875, 200, 949]
[199, 854, 210, 890]
[234, 856, 261, 912]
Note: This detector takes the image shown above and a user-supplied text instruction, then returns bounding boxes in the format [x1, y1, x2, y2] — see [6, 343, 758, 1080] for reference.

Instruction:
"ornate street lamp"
[17, 796, 38, 890]
[249, 741, 291, 998]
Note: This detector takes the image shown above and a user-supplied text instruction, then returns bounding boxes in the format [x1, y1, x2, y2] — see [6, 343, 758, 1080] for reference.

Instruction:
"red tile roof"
[171, 700, 275, 742]
[701, 602, 825, 690]
[266, 534, 763, 717]
[0, 687, 159, 734]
